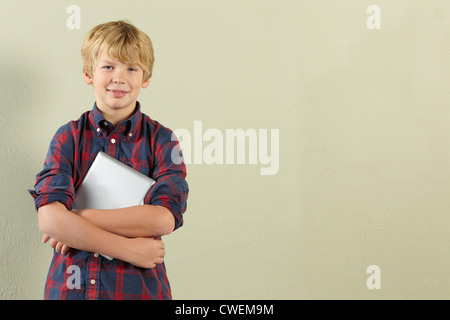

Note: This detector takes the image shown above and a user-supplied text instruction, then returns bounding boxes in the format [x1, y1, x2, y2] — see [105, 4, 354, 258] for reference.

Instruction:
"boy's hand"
[41, 230, 166, 269]
[42, 233, 71, 255]
[127, 237, 165, 269]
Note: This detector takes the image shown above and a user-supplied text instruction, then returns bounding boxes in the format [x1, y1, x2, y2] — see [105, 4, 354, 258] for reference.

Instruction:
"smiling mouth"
[107, 89, 129, 98]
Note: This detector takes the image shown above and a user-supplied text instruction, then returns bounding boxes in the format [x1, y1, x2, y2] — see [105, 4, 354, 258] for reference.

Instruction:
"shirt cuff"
[149, 195, 185, 230]
[29, 189, 74, 212]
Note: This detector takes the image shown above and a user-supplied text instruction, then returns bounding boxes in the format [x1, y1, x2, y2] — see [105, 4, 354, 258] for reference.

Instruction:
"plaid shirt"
[29, 102, 188, 300]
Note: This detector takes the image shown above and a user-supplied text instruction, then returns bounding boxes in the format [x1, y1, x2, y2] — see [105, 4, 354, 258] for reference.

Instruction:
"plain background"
[1, 0, 450, 299]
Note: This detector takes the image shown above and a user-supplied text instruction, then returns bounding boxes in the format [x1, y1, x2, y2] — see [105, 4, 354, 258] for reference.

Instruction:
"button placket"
[87, 254, 100, 300]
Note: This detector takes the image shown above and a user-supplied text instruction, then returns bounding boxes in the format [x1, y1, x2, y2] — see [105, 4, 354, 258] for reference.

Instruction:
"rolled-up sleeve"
[145, 127, 189, 230]
[29, 124, 75, 211]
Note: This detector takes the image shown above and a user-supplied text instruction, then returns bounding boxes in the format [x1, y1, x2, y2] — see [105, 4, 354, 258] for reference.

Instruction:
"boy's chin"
[101, 100, 135, 111]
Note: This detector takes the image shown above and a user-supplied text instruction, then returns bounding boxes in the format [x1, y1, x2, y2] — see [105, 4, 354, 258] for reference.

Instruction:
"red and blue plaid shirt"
[29, 102, 188, 300]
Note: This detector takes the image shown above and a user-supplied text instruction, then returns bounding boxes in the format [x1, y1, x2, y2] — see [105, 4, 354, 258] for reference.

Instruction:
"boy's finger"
[55, 242, 64, 254]
[49, 238, 58, 249]
[42, 234, 51, 243]
[61, 245, 70, 255]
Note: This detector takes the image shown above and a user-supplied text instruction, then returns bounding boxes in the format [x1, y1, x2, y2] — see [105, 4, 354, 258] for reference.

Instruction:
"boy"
[29, 21, 189, 300]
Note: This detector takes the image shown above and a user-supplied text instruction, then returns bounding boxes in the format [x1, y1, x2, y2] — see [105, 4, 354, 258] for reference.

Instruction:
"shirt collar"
[89, 102, 142, 140]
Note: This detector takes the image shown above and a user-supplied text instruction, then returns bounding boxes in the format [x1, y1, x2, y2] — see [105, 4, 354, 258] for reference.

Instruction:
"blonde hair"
[81, 20, 155, 82]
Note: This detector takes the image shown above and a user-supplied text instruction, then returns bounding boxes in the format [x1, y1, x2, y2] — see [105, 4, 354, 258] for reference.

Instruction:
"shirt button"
[96, 128, 101, 133]
[128, 133, 133, 137]
[94, 253, 99, 258]
[102, 121, 108, 127]
[111, 138, 116, 144]
[90, 279, 96, 285]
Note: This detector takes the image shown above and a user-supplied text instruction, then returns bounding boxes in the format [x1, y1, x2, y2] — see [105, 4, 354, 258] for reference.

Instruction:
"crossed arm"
[38, 201, 175, 268]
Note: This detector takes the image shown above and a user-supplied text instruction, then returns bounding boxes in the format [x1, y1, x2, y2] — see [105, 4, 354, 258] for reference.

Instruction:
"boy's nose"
[112, 77, 124, 84]
[112, 69, 126, 84]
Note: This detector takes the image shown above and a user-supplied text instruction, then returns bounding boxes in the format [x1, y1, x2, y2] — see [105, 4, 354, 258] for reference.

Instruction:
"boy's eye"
[103, 65, 113, 70]
[128, 67, 138, 72]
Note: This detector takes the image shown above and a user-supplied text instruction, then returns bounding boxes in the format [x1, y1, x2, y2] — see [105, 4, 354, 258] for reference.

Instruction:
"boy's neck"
[96, 102, 137, 128]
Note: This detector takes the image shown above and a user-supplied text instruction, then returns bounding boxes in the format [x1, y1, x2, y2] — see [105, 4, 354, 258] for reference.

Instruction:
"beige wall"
[1, 0, 449, 299]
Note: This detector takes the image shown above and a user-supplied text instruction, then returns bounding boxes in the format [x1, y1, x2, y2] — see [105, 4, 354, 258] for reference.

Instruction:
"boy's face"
[83, 51, 150, 122]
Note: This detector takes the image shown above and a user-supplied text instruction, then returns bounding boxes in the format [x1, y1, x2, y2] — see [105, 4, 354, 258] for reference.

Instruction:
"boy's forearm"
[38, 202, 131, 262]
[75, 204, 175, 238]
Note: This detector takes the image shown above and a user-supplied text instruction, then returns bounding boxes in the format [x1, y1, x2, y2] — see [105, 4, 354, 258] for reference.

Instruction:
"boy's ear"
[83, 69, 93, 85]
[142, 77, 151, 89]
